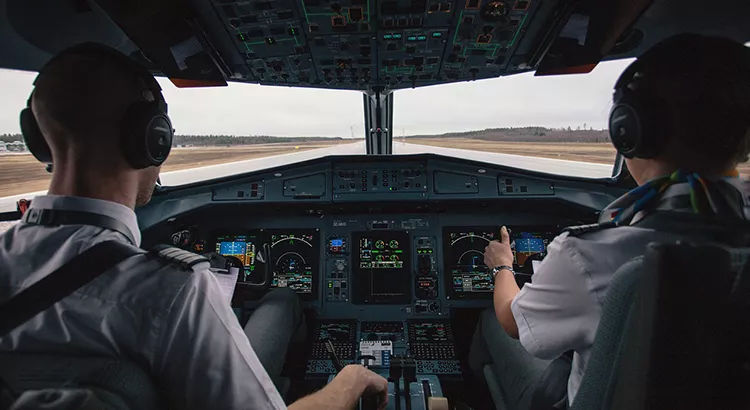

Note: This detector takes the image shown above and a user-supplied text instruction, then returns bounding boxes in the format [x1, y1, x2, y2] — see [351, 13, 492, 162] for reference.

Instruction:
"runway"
[0, 142, 613, 213]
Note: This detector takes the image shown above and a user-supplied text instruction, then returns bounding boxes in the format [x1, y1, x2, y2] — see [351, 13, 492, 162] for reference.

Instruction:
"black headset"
[608, 54, 668, 159]
[19, 42, 174, 169]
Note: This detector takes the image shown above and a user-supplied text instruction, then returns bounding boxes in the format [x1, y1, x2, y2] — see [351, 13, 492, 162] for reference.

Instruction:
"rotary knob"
[335, 261, 346, 271]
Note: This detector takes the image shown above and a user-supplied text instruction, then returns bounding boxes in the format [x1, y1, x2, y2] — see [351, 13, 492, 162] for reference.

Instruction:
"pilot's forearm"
[288, 370, 363, 410]
[493, 269, 520, 338]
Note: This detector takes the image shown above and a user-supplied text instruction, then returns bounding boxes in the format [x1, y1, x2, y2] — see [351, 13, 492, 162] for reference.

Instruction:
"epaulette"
[150, 244, 209, 270]
[562, 221, 617, 237]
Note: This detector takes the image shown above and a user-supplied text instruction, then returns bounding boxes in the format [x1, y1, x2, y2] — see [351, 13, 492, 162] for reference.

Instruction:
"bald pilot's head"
[31, 52, 164, 206]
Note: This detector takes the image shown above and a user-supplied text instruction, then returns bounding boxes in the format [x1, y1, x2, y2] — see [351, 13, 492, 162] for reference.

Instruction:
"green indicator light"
[395, 250, 403, 253]
[407, 36, 417, 41]
[393, 33, 403, 39]
[384, 34, 393, 39]
[432, 32, 442, 37]
[328, 283, 333, 288]
[389, 187, 393, 191]
[417, 35, 427, 41]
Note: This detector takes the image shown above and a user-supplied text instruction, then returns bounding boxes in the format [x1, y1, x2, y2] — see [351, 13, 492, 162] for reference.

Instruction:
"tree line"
[403, 126, 611, 143]
[2, 126, 611, 146]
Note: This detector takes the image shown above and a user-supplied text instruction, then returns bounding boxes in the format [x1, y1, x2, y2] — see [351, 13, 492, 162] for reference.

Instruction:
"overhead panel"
[209, 0, 541, 90]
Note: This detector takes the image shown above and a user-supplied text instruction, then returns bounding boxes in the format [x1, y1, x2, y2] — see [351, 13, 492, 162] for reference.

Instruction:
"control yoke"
[250, 243, 273, 291]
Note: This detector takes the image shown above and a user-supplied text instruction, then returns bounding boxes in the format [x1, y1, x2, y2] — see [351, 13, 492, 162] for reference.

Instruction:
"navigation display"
[443, 227, 498, 299]
[215, 234, 259, 282]
[352, 231, 411, 304]
[511, 227, 557, 274]
[269, 230, 318, 297]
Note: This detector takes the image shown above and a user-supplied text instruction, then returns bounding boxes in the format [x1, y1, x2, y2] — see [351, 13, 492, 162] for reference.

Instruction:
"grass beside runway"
[0, 142, 347, 198]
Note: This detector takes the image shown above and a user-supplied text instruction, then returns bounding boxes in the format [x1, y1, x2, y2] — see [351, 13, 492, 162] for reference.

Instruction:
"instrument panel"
[151, 155, 619, 316]
[165, 216, 560, 310]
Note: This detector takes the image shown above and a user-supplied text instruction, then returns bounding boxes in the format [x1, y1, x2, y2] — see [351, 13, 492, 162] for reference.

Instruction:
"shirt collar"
[27, 195, 141, 246]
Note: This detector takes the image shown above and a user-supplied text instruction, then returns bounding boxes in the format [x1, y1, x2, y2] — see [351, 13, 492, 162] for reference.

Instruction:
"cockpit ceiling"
[2, 0, 749, 91]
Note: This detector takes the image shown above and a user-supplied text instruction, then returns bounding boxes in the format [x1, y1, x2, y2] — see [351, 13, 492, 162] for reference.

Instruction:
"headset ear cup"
[609, 87, 666, 160]
[20, 108, 53, 163]
[609, 102, 641, 158]
[122, 103, 173, 169]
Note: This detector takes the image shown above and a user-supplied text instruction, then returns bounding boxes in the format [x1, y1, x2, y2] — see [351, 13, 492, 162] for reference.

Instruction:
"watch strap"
[491, 265, 515, 278]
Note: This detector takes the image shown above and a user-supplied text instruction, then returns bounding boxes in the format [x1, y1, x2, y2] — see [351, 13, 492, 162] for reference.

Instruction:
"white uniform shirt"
[511, 179, 750, 404]
[0, 195, 285, 410]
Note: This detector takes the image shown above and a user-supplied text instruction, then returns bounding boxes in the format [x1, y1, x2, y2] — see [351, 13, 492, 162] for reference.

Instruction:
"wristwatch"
[490, 265, 515, 279]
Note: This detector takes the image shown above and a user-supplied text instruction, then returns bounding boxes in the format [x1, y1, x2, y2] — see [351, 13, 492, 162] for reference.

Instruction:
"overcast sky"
[0, 59, 634, 138]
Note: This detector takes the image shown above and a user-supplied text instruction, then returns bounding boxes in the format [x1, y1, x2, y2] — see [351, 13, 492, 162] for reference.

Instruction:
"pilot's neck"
[47, 165, 139, 209]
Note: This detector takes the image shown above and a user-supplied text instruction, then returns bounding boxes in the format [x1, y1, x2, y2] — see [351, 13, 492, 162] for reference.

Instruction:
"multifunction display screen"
[352, 231, 411, 304]
[443, 227, 498, 298]
[215, 234, 259, 282]
[269, 230, 318, 296]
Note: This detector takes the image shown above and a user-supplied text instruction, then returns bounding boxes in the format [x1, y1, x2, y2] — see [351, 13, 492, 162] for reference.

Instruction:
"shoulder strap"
[0, 240, 143, 337]
[22, 209, 137, 246]
[150, 244, 209, 270]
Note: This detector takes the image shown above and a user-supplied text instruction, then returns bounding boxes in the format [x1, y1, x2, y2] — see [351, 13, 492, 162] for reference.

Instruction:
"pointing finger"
[500, 226, 510, 244]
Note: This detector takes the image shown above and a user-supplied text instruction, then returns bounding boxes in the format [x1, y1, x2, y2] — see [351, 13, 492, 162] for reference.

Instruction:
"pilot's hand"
[335, 364, 388, 410]
[484, 226, 514, 268]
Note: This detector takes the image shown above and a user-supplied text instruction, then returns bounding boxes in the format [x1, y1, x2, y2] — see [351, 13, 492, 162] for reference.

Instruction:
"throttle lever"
[324, 339, 345, 373]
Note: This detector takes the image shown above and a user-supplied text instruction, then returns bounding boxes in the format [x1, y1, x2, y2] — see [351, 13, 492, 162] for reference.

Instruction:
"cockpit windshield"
[392, 59, 634, 178]
[1, 56, 746, 206]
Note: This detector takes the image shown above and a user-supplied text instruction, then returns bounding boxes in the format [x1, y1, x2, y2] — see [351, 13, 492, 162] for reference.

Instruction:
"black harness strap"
[0, 240, 143, 337]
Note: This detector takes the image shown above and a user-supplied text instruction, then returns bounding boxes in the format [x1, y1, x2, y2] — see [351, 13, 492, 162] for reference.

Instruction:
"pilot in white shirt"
[0, 43, 388, 410]
[470, 34, 750, 410]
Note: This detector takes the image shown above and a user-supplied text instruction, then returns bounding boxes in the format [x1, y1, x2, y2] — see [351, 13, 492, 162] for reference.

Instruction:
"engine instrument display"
[443, 227, 498, 299]
[511, 227, 557, 274]
[269, 230, 318, 297]
[352, 231, 411, 304]
[215, 234, 259, 282]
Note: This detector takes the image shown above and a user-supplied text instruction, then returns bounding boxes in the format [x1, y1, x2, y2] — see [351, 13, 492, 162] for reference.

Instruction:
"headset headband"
[31, 42, 167, 113]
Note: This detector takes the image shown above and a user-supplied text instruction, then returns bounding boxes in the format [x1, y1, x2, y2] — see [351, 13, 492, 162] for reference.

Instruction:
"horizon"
[0, 124, 610, 140]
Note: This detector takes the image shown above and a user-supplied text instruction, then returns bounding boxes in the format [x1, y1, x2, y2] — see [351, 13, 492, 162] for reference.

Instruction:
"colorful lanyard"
[609, 169, 741, 225]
